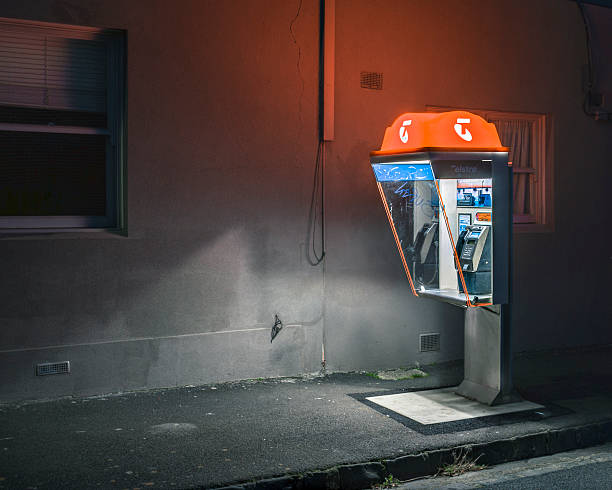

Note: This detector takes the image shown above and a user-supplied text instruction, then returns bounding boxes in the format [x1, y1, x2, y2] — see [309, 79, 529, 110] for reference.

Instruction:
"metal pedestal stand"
[456, 304, 520, 405]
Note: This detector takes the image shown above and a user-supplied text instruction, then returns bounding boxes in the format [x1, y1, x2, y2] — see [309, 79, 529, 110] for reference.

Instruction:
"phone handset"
[454, 118, 473, 142]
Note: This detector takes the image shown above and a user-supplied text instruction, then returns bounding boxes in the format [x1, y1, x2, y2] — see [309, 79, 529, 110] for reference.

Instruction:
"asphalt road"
[398, 442, 612, 489]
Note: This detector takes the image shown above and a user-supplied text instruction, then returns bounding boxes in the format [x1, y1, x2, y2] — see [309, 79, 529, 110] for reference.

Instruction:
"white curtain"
[489, 118, 532, 216]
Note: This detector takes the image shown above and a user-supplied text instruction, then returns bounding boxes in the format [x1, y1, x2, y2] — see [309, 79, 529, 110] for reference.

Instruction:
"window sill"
[0, 228, 129, 240]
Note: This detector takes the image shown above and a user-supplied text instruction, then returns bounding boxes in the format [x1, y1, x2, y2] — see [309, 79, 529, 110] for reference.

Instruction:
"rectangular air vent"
[36, 361, 70, 376]
[360, 71, 383, 90]
[419, 333, 440, 352]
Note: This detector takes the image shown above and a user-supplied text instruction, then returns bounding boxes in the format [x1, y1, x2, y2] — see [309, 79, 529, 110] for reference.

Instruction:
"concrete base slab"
[366, 387, 543, 424]
[456, 379, 523, 406]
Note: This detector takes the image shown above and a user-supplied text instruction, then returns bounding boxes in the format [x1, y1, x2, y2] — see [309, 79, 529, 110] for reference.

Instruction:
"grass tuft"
[438, 448, 486, 477]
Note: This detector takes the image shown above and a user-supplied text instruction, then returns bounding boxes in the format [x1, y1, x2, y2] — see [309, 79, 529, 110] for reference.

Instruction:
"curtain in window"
[489, 118, 532, 217]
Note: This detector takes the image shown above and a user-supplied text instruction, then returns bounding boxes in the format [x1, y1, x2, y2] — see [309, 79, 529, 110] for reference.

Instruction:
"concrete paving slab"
[366, 387, 544, 424]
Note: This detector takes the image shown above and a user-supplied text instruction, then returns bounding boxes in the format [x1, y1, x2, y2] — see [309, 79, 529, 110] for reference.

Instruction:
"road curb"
[211, 419, 612, 489]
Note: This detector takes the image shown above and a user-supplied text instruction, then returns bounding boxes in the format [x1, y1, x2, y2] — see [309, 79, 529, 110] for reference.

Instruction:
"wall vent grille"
[36, 361, 70, 376]
[360, 71, 383, 90]
[419, 333, 440, 352]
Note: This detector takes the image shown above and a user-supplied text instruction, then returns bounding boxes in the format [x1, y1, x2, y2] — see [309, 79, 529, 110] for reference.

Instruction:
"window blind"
[0, 21, 107, 113]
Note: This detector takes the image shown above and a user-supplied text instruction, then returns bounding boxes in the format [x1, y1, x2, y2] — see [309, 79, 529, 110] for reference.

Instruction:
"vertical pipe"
[323, 0, 335, 141]
[501, 161, 514, 399]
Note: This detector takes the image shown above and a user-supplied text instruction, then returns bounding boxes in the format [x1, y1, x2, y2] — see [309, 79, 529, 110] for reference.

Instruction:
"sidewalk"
[1, 346, 611, 490]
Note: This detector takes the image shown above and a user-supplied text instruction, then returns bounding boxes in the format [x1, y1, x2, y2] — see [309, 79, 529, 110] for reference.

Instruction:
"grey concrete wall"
[0, 0, 610, 402]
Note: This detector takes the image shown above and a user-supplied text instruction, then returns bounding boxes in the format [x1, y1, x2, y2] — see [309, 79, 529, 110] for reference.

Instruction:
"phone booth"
[370, 111, 516, 405]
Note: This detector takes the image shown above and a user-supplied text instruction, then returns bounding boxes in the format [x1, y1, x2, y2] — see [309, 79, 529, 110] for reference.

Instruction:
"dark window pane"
[0, 105, 107, 128]
[0, 131, 106, 216]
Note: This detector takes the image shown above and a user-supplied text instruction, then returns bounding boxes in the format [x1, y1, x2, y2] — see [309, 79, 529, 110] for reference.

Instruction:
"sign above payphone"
[370, 111, 511, 308]
[372, 111, 507, 155]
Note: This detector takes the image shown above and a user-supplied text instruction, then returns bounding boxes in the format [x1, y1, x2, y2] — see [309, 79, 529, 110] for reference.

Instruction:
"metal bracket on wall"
[271, 314, 283, 342]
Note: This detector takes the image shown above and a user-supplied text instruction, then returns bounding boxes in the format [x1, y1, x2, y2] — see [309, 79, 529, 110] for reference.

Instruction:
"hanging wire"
[307, 139, 326, 265]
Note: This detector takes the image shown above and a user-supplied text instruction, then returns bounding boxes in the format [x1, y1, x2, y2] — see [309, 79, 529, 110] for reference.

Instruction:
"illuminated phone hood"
[371, 111, 507, 155]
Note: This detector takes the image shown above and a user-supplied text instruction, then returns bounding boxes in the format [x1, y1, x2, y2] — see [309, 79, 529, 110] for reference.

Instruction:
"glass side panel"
[378, 179, 440, 291]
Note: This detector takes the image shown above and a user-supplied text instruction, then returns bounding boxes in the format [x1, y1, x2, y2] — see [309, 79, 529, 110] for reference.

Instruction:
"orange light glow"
[371, 111, 507, 155]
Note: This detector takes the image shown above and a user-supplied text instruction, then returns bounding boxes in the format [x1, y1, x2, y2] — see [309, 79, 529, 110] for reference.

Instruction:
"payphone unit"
[456, 224, 491, 296]
[370, 111, 515, 405]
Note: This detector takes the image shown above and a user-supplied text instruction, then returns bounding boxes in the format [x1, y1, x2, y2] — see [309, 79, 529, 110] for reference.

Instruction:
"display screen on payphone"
[458, 213, 471, 233]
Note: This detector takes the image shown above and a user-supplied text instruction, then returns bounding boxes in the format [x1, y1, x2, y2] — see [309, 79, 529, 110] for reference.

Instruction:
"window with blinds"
[427, 105, 553, 231]
[0, 18, 125, 230]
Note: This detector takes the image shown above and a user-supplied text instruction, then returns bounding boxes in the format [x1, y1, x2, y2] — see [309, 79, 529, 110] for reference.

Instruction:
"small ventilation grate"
[360, 71, 383, 90]
[36, 361, 70, 376]
[420, 333, 440, 352]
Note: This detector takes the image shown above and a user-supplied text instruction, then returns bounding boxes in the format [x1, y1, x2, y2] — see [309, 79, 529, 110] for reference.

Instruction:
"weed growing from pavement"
[438, 448, 486, 477]
[364, 366, 428, 380]
[373, 474, 400, 488]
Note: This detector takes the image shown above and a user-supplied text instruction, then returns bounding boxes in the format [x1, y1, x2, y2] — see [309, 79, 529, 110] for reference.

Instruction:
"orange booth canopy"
[371, 111, 508, 155]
